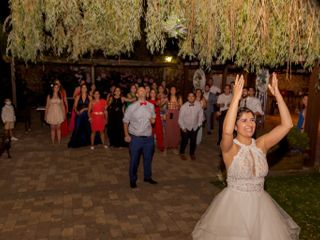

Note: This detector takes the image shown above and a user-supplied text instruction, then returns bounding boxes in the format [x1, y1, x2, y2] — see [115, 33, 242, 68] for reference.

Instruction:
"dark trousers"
[179, 128, 198, 156]
[204, 110, 213, 132]
[217, 110, 228, 145]
[129, 135, 154, 184]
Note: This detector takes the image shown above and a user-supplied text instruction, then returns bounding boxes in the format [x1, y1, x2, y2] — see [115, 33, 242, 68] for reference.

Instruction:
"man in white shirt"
[208, 78, 221, 95]
[216, 84, 233, 145]
[240, 87, 264, 116]
[123, 87, 157, 188]
[178, 92, 204, 160]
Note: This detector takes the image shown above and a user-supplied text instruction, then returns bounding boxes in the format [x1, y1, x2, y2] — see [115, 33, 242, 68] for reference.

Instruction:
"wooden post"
[91, 65, 95, 84]
[305, 60, 320, 167]
[10, 58, 17, 107]
[221, 64, 228, 89]
[182, 65, 188, 100]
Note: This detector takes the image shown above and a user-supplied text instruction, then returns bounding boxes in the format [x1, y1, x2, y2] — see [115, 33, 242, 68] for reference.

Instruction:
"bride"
[192, 74, 300, 239]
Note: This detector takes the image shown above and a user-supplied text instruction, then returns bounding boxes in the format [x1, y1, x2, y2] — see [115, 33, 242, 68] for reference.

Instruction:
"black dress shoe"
[130, 182, 137, 188]
[144, 178, 158, 184]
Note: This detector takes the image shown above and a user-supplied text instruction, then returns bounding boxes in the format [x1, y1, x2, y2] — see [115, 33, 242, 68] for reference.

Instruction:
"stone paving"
[0, 116, 222, 240]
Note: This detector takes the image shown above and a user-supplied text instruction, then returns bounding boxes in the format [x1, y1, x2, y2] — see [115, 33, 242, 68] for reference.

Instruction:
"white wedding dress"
[192, 139, 300, 240]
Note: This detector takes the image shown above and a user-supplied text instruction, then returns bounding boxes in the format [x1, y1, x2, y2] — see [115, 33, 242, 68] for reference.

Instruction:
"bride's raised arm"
[256, 73, 293, 153]
[220, 75, 244, 153]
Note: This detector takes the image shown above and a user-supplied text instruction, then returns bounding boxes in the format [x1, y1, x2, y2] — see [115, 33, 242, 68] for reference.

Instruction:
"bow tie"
[189, 103, 194, 107]
[140, 102, 147, 106]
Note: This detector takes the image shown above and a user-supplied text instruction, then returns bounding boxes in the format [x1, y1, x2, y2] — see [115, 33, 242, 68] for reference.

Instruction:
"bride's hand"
[233, 74, 244, 101]
[268, 73, 281, 97]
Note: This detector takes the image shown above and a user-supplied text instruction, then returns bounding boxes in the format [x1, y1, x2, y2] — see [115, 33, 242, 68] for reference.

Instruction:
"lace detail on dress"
[227, 139, 268, 192]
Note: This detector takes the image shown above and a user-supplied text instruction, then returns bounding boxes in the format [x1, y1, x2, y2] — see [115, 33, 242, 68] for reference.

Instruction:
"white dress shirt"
[217, 93, 233, 112]
[240, 97, 264, 115]
[178, 101, 204, 131]
[123, 101, 156, 136]
[210, 85, 221, 95]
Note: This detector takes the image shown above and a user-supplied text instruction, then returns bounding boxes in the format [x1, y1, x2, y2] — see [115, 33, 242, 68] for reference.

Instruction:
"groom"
[123, 86, 158, 188]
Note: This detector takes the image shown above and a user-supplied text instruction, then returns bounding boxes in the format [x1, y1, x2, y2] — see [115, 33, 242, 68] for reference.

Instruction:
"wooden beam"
[2, 55, 179, 68]
[305, 60, 320, 167]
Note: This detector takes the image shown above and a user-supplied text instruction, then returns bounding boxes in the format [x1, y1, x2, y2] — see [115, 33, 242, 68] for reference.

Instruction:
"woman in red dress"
[148, 89, 164, 151]
[55, 79, 69, 137]
[88, 90, 108, 150]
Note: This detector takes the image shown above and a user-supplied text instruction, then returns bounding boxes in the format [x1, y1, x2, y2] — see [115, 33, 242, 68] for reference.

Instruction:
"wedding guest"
[1, 98, 18, 141]
[123, 87, 157, 189]
[240, 87, 264, 117]
[88, 90, 108, 149]
[55, 79, 69, 137]
[195, 89, 207, 145]
[69, 79, 86, 132]
[178, 93, 204, 161]
[145, 85, 151, 100]
[203, 84, 217, 134]
[125, 84, 137, 109]
[108, 87, 126, 147]
[208, 77, 221, 95]
[297, 94, 308, 132]
[89, 83, 96, 98]
[216, 84, 233, 145]
[45, 84, 65, 144]
[165, 86, 183, 154]
[68, 84, 91, 148]
[148, 89, 164, 151]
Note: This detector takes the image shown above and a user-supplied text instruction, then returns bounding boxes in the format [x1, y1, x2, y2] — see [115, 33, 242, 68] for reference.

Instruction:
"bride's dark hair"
[236, 107, 255, 121]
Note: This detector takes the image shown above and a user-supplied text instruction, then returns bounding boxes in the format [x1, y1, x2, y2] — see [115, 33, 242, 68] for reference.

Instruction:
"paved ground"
[0, 115, 222, 240]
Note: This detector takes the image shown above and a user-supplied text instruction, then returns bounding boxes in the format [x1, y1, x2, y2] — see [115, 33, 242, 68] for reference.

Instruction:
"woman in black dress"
[107, 87, 126, 147]
[68, 84, 91, 148]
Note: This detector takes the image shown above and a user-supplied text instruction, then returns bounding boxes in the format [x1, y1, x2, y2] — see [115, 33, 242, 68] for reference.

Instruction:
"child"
[1, 98, 18, 141]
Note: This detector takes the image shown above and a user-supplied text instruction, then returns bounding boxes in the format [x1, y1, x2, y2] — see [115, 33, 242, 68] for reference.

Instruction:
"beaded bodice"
[227, 139, 268, 192]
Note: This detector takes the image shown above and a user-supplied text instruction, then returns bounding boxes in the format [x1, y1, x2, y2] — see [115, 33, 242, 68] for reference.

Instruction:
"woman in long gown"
[107, 87, 126, 147]
[68, 84, 91, 148]
[165, 86, 183, 153]
[88, 90, 108, 149]
[54, 79, 69, 137]
[69, 79, 86, 132]
[195, 89, 207, 145]
[148, 89, 164, 151]
[192, 74, 300, 240]
[45, 83, 65, 144]
[158, 85, 168, 136]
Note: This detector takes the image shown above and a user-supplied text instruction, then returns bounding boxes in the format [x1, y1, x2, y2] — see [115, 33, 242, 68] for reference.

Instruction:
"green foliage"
[287, 127, 310, 151]
[146, 0, 320, 71]
[4, 0, 320, 71]
[6, 0, 142, 61]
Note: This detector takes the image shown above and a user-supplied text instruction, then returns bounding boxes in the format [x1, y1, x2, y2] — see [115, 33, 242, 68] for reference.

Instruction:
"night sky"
[0, 1, 9, 23]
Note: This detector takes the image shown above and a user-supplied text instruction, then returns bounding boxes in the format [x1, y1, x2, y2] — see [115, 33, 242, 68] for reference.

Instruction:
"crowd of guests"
[41, 75, 267, 158]
[39, 73, 311, 162]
